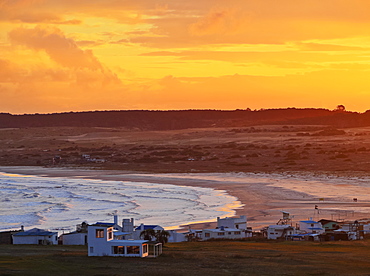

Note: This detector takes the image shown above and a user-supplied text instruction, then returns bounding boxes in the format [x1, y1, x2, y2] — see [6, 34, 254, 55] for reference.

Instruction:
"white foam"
[0, 172, 242, 232]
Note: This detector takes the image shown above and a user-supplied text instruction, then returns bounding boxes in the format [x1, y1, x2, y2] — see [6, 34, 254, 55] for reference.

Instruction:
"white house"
[132, 224, 164, 240]
[60, 222, 88, 245]
[167, 230, 186, 243]
[217, 215, 252, 238]
[184, 215, 251, 241]
[201, 227, 244, 240]
[61, 231, 87, 245]
[299, 219, 325, 235]
[267, 225, 296, 240]
[12, 228, 58, 245]
[217, 215, 247, 230]
[87, 223, 162, 257]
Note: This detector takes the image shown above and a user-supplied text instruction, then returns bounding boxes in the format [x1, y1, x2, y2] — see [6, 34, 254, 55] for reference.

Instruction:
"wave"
[0, 172, 242, 231]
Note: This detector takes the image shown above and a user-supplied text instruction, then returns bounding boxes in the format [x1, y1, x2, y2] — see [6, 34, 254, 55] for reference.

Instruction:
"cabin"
[318, 219, 340, 233]
[87, 223, 162, 257]
[0, 228, 23, 244]
[12, 228, 58, 245]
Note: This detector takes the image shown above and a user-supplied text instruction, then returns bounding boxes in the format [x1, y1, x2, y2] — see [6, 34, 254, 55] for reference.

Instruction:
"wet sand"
[2, 166, 370, 230]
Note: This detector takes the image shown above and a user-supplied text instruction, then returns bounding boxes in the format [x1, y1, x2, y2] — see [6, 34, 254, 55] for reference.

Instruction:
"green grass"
[1, 240, 370, 275]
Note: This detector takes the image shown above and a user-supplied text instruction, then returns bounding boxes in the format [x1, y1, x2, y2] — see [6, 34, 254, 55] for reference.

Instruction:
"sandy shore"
[2, 166, 370, 230]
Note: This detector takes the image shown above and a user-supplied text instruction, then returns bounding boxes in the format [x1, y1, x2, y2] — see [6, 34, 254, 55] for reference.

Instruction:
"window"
[90, 247, 94, 253]
[228, 232, 232, 235]
[108, 228, 113, 240]
[112, 246, 124, 254]
[217, 232, 225, 236]
[143, 244, 148, 254]
[235, 231, 241, 235]
[127, 246, 140, 254]
[205, 233, 210, 237]
[96, 229, 104, 238]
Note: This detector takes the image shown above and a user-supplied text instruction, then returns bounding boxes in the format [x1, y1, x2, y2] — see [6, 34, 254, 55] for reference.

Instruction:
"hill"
[1, 108, 370, 130]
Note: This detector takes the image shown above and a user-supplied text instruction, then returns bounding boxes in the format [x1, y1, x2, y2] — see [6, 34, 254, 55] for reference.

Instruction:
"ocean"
[0, 172, 242, 232]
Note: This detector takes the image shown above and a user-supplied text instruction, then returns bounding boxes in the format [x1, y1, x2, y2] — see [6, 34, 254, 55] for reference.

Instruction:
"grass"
[1, 240, 370, 275]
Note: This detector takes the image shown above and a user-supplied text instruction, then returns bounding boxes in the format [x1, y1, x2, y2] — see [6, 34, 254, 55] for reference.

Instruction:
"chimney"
[114, 210, 118, 225]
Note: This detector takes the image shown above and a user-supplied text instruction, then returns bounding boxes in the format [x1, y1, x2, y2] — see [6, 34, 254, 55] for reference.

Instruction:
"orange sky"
[1, 0, 370, 114]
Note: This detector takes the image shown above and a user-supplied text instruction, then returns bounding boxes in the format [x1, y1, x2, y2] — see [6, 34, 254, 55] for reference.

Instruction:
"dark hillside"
[0, 108, 369, 130]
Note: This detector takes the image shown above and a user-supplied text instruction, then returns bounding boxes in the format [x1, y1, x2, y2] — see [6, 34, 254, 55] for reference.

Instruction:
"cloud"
[9, 26, 103, 70]
[189, 8, 247, 36]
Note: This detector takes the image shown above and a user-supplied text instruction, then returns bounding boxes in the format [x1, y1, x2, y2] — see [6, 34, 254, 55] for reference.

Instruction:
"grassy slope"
[1, 240, 370, 276]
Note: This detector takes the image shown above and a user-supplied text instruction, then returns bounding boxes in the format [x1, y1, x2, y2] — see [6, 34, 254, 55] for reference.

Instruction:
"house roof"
[319, 219, 337, 225]
[203, 228, 241, 233]
[135, 225, 161, 231]
[61, 231, 87, 236]
[300, 220, 319, 224]
[268, 225, 294, 230]
[107, 240, 149, 245]
[113, 231, 132, 236]
[13, 228, 57, 236]
[308, 227, 324, 230]
[93, 222, 115, 227]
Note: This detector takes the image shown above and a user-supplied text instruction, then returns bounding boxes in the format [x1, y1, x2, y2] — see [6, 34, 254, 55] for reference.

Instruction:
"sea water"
[0, 172, 242, 232]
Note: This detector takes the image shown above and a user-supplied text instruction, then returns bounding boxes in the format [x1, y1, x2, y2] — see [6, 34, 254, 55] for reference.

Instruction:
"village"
[1, 210, 370, 259]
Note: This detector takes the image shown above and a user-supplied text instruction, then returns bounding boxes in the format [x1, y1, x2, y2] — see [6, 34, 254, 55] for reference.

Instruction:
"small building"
[201, 227, 244, 240]
[167, 230, 186, 243]
[318, 219, 340, 233]
[60, 222, 88, 245]
[133, 224, 164, 240]
[61, 231, 88, 245]
[267, 225, 296, 240]
[217, 215, 247, 230]
[0, 228, 23, 244]
[12, 228, 58, 245]
[88, 223, 162, 258]
[299, 220, 325, 235]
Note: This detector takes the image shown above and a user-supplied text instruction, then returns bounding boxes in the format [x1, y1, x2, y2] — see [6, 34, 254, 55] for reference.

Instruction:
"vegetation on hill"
[1, 108, 370, 130]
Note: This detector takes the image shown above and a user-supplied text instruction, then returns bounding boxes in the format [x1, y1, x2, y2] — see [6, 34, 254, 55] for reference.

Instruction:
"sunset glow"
[1, 0, 370, 113]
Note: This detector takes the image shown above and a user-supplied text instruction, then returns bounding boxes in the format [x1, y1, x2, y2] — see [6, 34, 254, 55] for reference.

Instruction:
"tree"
[335, 105, 346, 112]
[139, 229, 156, 241]
[155, 230, 170, 244]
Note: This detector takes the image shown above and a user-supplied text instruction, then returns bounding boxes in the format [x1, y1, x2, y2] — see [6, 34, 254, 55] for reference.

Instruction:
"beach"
[1, 166, 370, 231]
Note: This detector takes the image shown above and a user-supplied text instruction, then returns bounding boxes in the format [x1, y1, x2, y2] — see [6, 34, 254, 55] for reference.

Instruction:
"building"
[217, 215, 247, 230]
[201, 227, 245, 240]
[318, 219, 340, 233]
[0, 226, 23, 244]
[184, 215, 251, 241]
[60, 222, 88, 245]
[12, 228, 58, 245]
[299, 219, 325, 235]
[133, 224, 164, 240]
[87, 223, 162, 257]
[267, 225, 296, 240]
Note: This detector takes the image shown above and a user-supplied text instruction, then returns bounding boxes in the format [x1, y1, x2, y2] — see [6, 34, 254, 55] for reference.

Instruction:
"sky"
[1, 0, 370, 114]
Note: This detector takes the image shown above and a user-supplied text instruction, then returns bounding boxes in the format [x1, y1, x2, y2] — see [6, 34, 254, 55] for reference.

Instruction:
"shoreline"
[1, 166, 370, 231]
